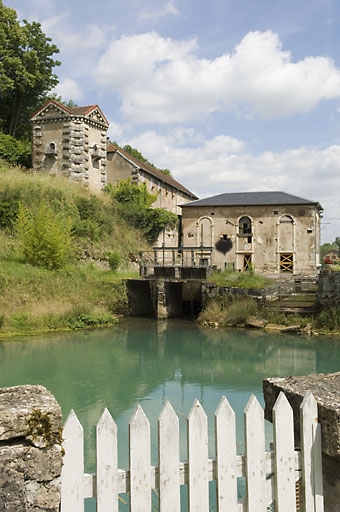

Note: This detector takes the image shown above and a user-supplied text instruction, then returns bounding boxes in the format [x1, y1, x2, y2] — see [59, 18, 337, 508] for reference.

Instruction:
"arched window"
[47, 142, 57, 154]
[238, 216, 252, 235]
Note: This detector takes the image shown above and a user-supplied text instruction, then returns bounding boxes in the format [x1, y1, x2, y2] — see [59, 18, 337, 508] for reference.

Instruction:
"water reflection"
[1, 319, 340, 473]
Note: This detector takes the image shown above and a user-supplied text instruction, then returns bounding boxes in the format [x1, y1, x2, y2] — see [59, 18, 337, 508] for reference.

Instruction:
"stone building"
[180, 191, 323, 274]
[107, 142, 198, 246]
[31, 100, 109, 192]
[31, 100, 198, 247]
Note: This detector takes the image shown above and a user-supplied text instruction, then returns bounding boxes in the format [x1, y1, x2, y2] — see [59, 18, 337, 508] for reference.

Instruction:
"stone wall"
[263, 372, 340, 512]
[317, 270, 340, 307]
[0, 385, 63, 512]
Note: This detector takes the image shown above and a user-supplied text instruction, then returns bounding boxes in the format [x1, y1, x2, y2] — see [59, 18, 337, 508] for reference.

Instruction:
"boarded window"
[280, 253, 293, 272]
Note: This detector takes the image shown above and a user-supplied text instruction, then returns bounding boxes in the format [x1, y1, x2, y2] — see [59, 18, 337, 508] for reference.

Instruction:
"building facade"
[31, 100, 109, 193]
[106, 143, 198, 246]
[180, 191, 323, 275]
[31, 100, 198, 247]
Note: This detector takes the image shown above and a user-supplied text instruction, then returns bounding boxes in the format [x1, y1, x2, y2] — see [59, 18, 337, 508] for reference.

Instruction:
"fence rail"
[60, 392, 323, 512]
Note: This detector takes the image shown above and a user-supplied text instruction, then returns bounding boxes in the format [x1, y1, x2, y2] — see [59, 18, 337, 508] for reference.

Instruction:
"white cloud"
[94, 30, 340, 124]
[124, 128, 340, 240]
[53, 78, 84, 102]
[138, 1, 180, 22]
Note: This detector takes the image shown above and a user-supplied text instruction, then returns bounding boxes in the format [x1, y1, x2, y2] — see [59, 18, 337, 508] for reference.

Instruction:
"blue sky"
[8, 0, 340, 242]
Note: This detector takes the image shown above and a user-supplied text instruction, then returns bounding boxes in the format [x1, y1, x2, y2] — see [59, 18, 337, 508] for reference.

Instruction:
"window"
[238, 216, 252, 243]
[46, 142, 57, 154]
[280, 253, 293, 272]
[239, 216, 252, 235]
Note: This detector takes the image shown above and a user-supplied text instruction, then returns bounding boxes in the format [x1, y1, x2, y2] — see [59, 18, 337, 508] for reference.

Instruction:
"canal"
[1, 318, 340, 509]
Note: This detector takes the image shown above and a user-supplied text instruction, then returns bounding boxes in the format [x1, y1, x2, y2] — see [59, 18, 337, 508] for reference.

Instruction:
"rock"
[263, 372, 340, 512]
[0, 385, 63, 512]
[0, 384, 62, 447]
[263, 372, 340, 457]
[246, 316, 266, 329]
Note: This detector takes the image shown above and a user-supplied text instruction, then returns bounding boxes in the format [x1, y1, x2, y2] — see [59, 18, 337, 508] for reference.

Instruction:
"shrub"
[15, 203, 73, 269]
[0, 133, 31, 167]
[108, 251, 121, 271]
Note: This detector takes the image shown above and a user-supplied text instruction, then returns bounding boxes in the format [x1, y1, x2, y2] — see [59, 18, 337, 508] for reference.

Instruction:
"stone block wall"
[0, 385, 63, 512]
[317, 270, 340, 307]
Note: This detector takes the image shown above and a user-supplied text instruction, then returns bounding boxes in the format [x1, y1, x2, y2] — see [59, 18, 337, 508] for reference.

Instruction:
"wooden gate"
[60, 392, 323, 512]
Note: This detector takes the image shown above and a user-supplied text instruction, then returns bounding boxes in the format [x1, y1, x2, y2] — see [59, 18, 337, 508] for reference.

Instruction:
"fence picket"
[96, 408, 118, 512]
[300, 392, 324, 512]
[188, 399, 209, 512]
[158, 401, 180, 512]
[60, 393, 324, 512]
[129, 404, 151, 511]
[244, 395, 266, 512]
[215, 396, 238, 512]
[61, 410, 84, 512]
[273, 392, 296, 512]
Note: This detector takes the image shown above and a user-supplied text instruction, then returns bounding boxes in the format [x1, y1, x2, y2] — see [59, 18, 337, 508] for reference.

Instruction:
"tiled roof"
[31, 100, 109, 126]
[181, 191, 323, 210]
[107, 142, 198, 200]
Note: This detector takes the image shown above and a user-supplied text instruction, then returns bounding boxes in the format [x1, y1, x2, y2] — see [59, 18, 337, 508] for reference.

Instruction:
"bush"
[15, 203, 73, 269]
[108, 251, 121, 271]
[0, 133, 31, 167]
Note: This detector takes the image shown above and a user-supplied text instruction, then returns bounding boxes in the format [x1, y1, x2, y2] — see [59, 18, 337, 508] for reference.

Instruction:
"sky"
[7, 0, 340, 243]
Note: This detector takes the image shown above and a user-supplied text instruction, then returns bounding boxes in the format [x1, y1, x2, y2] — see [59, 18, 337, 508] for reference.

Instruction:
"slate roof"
[107, 142, 198, 200]
[180, 191, 323, 210]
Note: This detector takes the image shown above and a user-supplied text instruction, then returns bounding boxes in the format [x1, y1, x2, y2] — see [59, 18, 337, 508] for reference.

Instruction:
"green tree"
[107, 179, 178, 243]
[0, 2, 60, 138]
[0, 132, 31, 166]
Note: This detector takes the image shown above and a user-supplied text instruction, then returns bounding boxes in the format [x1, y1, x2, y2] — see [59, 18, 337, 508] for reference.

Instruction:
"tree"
[107, 179, 178, 243]
[0, 2, 60, 139]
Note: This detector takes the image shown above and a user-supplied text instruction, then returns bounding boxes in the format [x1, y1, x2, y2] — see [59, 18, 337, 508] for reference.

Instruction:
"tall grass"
[0, 163, 146, 334]
[208, 269, 274, 289]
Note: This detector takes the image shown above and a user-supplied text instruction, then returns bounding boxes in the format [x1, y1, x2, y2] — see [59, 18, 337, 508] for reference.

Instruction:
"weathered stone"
[0, 385, 63, 512]
[0, 384, 62, 447]
[246, 316, 266, 329]
[263, 371, 340, 457]
[263, 372, 340, 512]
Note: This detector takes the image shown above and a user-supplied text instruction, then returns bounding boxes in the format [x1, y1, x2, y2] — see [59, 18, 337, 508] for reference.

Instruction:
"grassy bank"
[0, 162, 148, 335]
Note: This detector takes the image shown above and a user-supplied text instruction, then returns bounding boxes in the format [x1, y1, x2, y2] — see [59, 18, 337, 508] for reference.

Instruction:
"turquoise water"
[1, 318, 340, 509]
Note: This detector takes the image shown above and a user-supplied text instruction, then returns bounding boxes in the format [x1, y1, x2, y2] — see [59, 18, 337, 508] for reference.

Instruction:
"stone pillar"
[263, 372, 340, 512]
[0, 385, 63, 512]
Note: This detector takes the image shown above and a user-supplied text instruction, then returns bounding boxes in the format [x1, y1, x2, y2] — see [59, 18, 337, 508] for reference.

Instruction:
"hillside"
[0, 161, 150, 335]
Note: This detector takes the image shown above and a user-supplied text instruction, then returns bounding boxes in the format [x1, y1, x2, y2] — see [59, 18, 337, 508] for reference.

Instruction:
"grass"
[0, 162, 147, 335]
[208, 269, 274, 289]
[0, 258, 139, 334]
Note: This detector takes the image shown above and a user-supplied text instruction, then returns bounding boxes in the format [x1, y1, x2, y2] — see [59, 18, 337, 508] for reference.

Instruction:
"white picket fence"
[60, 391, 324, 512]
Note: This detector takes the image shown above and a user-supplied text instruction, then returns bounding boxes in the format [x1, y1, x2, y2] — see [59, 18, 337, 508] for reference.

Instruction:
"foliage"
[0, 161, 146, 334]
[0, 2, 60, 138]
[107, 179, 178, 243]
[67, 313, 118, 330]
[198, 295, 258, 327]
[15, 203, 73, 269]
[122, 144, 173, 177]
[208, 269, 274, 289]
[315, 303, 340, 331]
[320, 242, 338, 258]
[0, 132, 31, 166]
[108, 251, 121, 271]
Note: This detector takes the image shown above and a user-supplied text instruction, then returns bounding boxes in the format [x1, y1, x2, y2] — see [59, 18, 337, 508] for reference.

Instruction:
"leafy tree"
[0, 132, 31, 166]
[107, 179, 178, 243]
[15, 203, 73, 269]
[0, 2, 60, 139]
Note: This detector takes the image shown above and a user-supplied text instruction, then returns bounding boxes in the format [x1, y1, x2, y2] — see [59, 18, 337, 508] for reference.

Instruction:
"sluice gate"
[126, 267, 210, 319]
